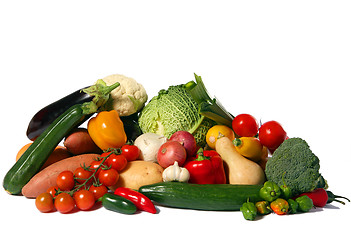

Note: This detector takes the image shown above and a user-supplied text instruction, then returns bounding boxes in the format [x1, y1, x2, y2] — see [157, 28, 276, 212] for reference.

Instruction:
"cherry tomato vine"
[35, 147, 133, 214]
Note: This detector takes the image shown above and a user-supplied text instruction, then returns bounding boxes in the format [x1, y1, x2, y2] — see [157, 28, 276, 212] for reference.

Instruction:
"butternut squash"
[215, 137, 265, 185]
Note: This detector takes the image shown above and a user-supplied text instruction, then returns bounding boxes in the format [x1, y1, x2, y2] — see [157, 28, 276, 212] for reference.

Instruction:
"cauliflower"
[98, 74, 148, 116]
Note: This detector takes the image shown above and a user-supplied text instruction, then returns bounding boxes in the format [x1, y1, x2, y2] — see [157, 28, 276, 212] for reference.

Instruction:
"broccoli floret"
[265, 137, 326, 196]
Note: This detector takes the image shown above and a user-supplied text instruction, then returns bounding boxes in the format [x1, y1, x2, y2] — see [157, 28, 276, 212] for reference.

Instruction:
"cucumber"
[3, 104, 86, 195]
[139, 182, 264, 211]
[101, 193, 137, 214]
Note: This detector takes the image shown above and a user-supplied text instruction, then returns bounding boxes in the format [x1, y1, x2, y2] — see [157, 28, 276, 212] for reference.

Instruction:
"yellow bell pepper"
[87, 110, 127, 151]
[233, 137, 263, 162]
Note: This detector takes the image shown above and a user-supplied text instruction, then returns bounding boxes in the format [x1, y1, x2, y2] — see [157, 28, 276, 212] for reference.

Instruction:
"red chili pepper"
[296, 188, 350, 207]
[184, 149, 226, 184]
[114, 187, 157, 214]
[297, 188, 328, 207]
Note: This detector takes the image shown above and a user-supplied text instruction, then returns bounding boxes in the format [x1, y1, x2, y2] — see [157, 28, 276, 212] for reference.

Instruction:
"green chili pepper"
[288, 199, 298, 214]
[259, 181, 281, 202]
[255, 201, 272, 215]
[240, 200, 257, 221]
[280, 172, 292, 199]
[295, 195, 314, 212]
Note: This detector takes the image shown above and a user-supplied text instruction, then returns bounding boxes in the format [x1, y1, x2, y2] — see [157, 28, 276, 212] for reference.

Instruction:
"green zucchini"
[3, 105, 86, 195]
[101, 193, 137, 214]
[139, 182, 264, 211]
[3, 80, 119, 195]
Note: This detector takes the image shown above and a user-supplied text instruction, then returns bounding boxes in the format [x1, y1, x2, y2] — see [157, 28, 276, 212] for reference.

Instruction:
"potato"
[109, 160, 164, 191]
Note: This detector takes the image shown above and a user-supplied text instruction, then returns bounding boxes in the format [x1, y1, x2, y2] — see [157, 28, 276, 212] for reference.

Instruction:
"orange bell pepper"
[87, 110, 127, 151]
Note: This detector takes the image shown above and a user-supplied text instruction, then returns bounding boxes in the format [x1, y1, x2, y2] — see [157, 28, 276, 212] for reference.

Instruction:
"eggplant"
[120, 112, 142, 142]
[26, 86, 94, 140]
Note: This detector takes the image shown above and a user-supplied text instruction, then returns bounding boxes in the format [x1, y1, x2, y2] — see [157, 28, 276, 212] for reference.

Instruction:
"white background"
[1, 0, 350, 239]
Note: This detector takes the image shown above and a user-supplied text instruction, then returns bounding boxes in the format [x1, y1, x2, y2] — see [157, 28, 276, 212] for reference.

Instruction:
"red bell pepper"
[114, 187, 157, 214]
[184, 149, 226, 184]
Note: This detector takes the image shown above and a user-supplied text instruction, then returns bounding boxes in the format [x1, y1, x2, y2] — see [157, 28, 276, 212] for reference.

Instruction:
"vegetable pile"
[3, 73, 349, 220]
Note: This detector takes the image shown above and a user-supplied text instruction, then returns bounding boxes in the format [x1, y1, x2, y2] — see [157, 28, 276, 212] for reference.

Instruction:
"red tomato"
[98, 168, 119, 187]
[74, 167, 93, 184]
[35, 192, 55, 213]
[56, 171, 75, 191]
[232, 114, 259, 137]
[258, 120, 287, 152]
[54, 192, 75, 214]
[73, 190, 95, 211]
[89, 185, 108, 200]
[121, 145, 141, 161]
[89, 159, 105, 176]
[46, 186, 59, 197]
[102, 152, 128, 171]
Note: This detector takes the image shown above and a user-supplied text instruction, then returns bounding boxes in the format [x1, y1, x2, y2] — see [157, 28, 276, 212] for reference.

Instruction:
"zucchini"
[139, 182, 264, 211]
[3, 80, 119, 195]
[101, 193, 137, 214]
[3, 105, 86, 195]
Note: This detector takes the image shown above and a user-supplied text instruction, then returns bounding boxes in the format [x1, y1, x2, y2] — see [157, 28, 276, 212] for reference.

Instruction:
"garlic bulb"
[162, 161, 190, 182]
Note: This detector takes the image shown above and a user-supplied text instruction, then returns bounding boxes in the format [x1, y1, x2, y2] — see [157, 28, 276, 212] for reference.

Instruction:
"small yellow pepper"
[233, 137, 263, 162]
[87, 110, 127, 151]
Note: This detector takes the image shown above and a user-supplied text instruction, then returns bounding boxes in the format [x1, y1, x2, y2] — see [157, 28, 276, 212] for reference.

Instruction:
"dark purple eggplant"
[26, 86, 94, 140]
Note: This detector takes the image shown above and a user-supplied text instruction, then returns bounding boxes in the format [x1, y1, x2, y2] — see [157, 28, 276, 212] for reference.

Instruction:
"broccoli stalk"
[265, 137, 327, 197]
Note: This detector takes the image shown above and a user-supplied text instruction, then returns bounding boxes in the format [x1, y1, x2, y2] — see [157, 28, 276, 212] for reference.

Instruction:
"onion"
[157, 141, 187, 168]
[169, 131, 197, 157]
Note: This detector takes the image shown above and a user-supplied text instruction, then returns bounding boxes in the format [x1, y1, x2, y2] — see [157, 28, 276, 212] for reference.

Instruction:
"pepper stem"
[327, 190, 350, 205]
[194, 148, 210, 161]
[233, 138, 242, 147]
[281, 171, 288, 187]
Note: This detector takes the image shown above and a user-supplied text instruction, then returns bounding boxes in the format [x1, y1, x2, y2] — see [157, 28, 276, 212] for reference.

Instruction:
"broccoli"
[265, 137, 326, 196]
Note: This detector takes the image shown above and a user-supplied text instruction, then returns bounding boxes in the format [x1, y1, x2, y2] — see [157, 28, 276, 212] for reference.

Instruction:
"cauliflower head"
[98, 74, 148, 116]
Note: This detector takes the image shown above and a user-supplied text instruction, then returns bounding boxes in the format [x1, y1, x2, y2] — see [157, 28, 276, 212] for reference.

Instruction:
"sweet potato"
[64, 128, 101, 155]
[22, 153, 99, 198]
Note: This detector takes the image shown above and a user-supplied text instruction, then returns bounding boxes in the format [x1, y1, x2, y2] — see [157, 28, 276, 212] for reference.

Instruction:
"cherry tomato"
[46, 186, 59, 197]
[258, 120, 287, 152]
[56, 171, 75, 191]
[73, 190, 95, 211]
[121, 145, 141, 161]
[232, 114, 259, 137]
[89, 159, 105, 176]
[89, 185, 108, 200]
[74, 167, 93, 184]
[54, 192, 75, 214]
[98, 168, 119, 187]
[35, 192, 55, 213]
[102, 152, 128, 171]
